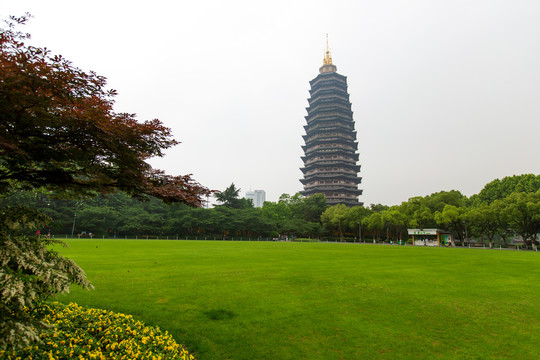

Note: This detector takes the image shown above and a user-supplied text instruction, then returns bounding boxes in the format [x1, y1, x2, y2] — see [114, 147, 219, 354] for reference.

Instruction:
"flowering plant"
[0, 302, 194, 360]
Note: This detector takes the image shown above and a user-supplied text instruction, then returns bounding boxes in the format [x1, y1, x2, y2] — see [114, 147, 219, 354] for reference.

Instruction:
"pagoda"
[300, 37, 362, 206]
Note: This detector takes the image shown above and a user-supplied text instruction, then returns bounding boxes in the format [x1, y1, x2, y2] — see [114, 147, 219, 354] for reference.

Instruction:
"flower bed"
[1, 302, 194, 360]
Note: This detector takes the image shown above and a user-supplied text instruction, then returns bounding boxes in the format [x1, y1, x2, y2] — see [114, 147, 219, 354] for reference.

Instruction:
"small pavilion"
[408, 229, 453, 247]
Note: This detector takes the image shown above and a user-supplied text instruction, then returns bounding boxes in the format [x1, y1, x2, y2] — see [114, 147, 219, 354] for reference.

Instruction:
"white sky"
[3, 0, 540, 206]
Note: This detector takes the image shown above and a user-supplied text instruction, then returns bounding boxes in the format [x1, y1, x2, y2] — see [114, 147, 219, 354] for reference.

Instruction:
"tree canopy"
[475, 174, 540, 204]
[214, 183, 253, 209]
[0, 14, 210, 205]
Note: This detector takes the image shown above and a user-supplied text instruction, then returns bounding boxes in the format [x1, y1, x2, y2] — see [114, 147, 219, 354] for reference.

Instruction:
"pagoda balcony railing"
[302, 160, 360, 167]
[304, 152, 358, 161]
[304, 122, 354, 134]
[308, 93, 349, 106]
[307, 102, 351, 114]
[304, 132, 355, 142]
[309, 85, 349, 98]
[304, 129, 356, 138]
[303, 150, 359, 158]
[303, 166, 360, 174]
[304, 137, 356, 147]
[302, 167, 360, 175]
[303, 134, 356, 144]
[304, 189, 361, 196]
[304, 126, 354, 136]
[302, 190, 362, 199]
[304, 167, 359, 174]
[301, 165, 361, 174]
[303, 179, 361, 187]
[305, 144, 356, 155]
[305, 141, 356, 149]
[304, 134, 356, 142]
[303, 182, 361, 189]
[305, 111, 352, 121]
[303, 184, 361, 192]
[306, 103, 351, 116]
[300, 187, 362, 195]
[303, 146, 359, 154]
[310, 75, 347, 89]
[326, 198, 360, 204]
[305, 112, 354, 124]
[304, 170, 359, 178]
[303, 157, 359, 165]
[326, 194, 359, 200]
[302, 144, 357, 154]
[304, 173, 360, 185]
[304, 144, 357, 154]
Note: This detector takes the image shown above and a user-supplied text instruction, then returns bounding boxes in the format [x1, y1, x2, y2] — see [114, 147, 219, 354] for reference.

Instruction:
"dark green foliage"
[503, 191, 540, 249]
[321, 181, 539, 247]
[0, 206, 93, 349]
[476, 174, 540, 204]
[3, 191, 328, 239]
[369, 203, 389, 212]
[215, 183, 252, 209]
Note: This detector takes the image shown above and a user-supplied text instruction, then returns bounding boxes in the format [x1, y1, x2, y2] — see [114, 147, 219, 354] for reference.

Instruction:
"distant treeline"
[2, 174, 539, 248]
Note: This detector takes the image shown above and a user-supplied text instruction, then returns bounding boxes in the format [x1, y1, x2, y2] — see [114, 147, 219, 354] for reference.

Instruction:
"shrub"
[0, 206, 93, 350]
[0, 302, 195, 359]
[293, 238, 320, 242]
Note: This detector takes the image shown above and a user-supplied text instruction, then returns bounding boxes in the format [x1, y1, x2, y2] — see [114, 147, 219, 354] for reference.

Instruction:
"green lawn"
[57, 240, 540, 359]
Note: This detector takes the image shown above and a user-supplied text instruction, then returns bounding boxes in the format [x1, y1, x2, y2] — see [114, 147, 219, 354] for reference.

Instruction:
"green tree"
[467, 203, 500, 248]
[261, 195, 293, 234]
[303, 194, 328, 222]
[490, 199, 513, 245]
[434, 205, 468, 244]
[321, 204, 349, 241]
[409, 204, 434, 229]
[476, 174, 540, 204]
[215, 183, 250, 209]
[364, 212, 384, 242]
[343, 206, 371, 240]
[504, 191, 540, 250]
[382, 207, 409, 242]
[400, 191, 468, 231]
[369, 203, 389, 213]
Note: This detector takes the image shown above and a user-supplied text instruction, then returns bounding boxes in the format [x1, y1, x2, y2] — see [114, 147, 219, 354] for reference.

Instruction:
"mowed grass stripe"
[57, 240, 540, 360]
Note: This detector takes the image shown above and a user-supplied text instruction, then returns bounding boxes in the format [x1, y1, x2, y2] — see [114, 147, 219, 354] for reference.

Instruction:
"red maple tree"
[0, 14, 211, 205]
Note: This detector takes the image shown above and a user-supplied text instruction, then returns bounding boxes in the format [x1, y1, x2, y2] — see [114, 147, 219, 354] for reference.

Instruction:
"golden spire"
[320, 33, 337, 74]
[323, 33, 333, 65]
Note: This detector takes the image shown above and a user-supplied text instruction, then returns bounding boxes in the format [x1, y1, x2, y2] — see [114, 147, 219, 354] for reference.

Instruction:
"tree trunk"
[487, 233, 495, 249]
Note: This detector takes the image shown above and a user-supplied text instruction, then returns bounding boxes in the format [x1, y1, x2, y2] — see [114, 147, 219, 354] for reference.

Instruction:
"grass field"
[57, 240, 540, 360]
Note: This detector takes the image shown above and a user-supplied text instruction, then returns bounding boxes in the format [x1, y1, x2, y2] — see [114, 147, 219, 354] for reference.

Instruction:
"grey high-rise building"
[245, 190, 266, 208]
[300, 40, 362, 206]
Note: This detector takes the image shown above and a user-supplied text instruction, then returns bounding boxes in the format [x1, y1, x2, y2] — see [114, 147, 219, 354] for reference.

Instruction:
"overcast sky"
[3, 1, 540, 206]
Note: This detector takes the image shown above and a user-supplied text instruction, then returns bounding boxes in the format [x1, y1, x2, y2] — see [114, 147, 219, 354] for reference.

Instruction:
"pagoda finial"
[326, 33, 329, 52]
[320, 34, 337, 74]
[323, 33, 333, 65]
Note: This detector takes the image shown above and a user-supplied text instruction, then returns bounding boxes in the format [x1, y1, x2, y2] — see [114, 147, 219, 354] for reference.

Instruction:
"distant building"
[300, 37, 362, 206]
[245, 190, 266, 208]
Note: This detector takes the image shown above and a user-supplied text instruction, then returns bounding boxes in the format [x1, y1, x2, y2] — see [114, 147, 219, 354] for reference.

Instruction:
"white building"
[245, 190, 266, 208]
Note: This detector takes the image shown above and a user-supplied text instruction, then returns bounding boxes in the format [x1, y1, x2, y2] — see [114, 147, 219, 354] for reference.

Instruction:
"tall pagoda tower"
[300, 38, 362, 206]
